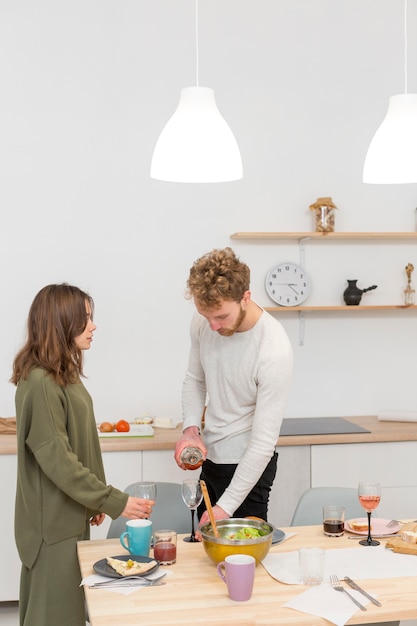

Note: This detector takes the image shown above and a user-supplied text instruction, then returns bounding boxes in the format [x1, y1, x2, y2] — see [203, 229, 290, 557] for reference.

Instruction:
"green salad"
[226, 527, 263, 540]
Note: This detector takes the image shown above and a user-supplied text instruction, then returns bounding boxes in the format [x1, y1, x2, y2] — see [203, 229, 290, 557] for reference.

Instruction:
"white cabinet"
[0, 454, 20, 602]
[269, 446, 311, 527]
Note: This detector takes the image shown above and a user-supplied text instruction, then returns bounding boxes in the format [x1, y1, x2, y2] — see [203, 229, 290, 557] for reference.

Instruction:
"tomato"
[115, 419, 130, 432]
[99, 422, 114, 433]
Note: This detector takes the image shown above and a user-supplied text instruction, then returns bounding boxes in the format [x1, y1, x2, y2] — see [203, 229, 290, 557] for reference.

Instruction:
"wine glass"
[135, 482, 157, 501]
[358, 481, 381, 546]
[181, 479, 203, 543]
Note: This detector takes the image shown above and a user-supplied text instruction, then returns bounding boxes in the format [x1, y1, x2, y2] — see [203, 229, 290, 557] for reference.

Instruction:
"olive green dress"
[15, 368, 128, 626]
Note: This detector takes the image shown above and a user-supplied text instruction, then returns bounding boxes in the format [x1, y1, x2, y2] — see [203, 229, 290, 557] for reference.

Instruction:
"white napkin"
[80, 570, 171, 595]
[283, 582, 371, 626]
[377, 409, 417, 422]
[262, 545, 417, 584]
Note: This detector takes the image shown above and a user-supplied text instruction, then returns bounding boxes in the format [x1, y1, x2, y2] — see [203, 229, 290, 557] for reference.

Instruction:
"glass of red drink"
[323, 504, 345, 536]
[153, 530, 177, 564]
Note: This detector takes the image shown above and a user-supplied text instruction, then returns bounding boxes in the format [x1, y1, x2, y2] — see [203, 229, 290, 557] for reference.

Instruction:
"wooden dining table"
[77, 525, 417, 625]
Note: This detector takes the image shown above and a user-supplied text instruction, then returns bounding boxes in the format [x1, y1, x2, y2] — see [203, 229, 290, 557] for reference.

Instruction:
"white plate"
[345, 517, 401, 536]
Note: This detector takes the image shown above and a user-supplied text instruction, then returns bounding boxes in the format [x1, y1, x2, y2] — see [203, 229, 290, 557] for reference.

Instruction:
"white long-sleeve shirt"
[182, 308, 293, 515]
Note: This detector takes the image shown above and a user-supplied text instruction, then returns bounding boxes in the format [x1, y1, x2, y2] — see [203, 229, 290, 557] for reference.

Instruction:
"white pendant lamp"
[150, 1, 243, 183]
[363, 0, 417, 184]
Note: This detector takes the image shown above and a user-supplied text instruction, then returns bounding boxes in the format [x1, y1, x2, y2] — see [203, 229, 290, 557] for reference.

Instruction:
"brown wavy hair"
[186, 247, 250, 308]
[11, 283, 94, 387]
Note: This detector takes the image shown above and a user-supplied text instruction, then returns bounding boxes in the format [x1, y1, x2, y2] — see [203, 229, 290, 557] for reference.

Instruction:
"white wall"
[0, 0, 416, 422]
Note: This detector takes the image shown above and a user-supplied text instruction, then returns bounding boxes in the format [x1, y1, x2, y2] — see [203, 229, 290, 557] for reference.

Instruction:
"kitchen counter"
[2, 415, 417, 455]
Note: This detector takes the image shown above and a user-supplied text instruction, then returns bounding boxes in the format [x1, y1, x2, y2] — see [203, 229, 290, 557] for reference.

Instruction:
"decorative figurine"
[309, 196, 338, 233]
[404, 263, 415, 305]
[343, 280, 377, 305]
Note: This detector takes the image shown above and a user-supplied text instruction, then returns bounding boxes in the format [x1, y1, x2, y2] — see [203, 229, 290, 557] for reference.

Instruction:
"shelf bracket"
[299, 238, 307, 267]
[298, 311, 305, 346]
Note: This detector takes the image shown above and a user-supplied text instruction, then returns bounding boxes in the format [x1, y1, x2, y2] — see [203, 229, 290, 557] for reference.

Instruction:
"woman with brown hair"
[11, 284, 153, 626]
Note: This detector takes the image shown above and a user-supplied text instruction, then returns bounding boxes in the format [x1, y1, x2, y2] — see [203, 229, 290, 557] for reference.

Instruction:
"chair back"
[107, 481, 191, 538]
[290, 487, 364, 526]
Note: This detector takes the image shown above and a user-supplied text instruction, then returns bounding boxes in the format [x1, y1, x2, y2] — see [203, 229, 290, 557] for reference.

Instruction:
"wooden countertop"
[2, 415, 417, 455]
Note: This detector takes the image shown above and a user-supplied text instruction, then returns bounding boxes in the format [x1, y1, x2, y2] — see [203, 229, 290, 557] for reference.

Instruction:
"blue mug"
[120, 519, 152, 556]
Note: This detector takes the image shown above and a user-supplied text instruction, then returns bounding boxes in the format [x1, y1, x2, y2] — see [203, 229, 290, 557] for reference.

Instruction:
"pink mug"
[217, 554, 255, 601]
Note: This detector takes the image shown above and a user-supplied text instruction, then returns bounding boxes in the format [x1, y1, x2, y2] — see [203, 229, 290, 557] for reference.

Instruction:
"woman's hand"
[122, 496, 155, 520]
[90, 513, 106, 526]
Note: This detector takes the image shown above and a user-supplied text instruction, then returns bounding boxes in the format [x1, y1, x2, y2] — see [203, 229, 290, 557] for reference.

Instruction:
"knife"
[90, 572, 167, 588]
[343, 576, 382, 607]
[347, 534, 398, 539]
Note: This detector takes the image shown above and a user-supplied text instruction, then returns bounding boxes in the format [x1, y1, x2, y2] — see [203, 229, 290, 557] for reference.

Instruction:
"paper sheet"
[283, 583, 371, 626]
[261, 545, 417, 584]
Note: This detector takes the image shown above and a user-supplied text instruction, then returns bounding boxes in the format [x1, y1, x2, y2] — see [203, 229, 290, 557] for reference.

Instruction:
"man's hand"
[174, 425, 207, 469]
[199, 504, 230, 528]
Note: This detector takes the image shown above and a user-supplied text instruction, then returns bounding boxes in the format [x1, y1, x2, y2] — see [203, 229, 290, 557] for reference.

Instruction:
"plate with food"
[93, 555, 159, 579]
[346, 517, 401, 535]
[97, 421, 154, 438]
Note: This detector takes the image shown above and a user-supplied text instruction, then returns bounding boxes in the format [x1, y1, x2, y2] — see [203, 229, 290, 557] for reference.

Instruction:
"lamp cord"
[404, 0, 408, 93]
[195, 0, 199, 87]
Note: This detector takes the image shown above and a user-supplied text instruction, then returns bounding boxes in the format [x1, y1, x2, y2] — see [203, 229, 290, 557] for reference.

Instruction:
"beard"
[218, 305, 247, 336]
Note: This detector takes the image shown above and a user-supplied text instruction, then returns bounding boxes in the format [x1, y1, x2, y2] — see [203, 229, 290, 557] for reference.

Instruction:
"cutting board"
[386, 523, 417, 555]
[97, 424, 154, 438]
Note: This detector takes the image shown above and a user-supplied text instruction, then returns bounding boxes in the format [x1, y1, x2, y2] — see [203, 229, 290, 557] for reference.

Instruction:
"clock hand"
[288, 284, 299, 295]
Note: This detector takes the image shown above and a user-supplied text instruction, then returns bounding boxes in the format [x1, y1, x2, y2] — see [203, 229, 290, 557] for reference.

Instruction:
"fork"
[90, 572, 167, 588]
[329, 575, 367, 611]
[387, 519, 417, 527]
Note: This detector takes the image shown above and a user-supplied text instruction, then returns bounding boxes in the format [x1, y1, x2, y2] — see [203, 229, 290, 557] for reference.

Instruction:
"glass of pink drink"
[358, 481, 381, 546]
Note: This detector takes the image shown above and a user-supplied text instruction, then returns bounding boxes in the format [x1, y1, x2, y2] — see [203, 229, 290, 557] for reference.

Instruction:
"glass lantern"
[309, 197, 338, 233]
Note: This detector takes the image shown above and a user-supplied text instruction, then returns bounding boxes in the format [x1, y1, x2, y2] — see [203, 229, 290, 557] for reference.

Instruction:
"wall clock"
[265, 262, 311, 307]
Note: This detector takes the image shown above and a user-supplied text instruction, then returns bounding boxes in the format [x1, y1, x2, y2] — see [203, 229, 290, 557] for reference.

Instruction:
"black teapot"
[343, 280, 377, 305]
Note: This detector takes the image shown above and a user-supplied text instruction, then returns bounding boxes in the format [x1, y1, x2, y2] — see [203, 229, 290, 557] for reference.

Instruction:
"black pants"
[197, 452, 278, 521]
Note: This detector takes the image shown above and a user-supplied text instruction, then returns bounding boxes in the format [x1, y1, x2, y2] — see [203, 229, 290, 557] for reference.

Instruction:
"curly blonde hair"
[186, 247, 250, 308]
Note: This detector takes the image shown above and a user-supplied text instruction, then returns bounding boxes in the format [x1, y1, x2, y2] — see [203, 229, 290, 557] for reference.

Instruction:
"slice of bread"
[401, 530, 417, 544]
[350, 519, 371, 532]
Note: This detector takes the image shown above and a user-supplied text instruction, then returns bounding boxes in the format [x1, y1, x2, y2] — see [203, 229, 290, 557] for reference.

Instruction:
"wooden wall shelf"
[231, 232, 417, 241]
[265, 305, 417, 312]
[231, 230, 417, 342]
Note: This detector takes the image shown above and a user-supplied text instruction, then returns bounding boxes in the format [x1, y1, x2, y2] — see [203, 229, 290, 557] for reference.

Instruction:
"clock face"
[265, 262, 311, 307]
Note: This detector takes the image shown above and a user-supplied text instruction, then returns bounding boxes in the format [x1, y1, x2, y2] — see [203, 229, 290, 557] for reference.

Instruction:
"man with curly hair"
[175, 248, 293, 525]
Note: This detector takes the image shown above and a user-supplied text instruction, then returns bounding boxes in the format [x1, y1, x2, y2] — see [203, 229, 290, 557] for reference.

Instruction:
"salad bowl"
[200, 518, 274, 565]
